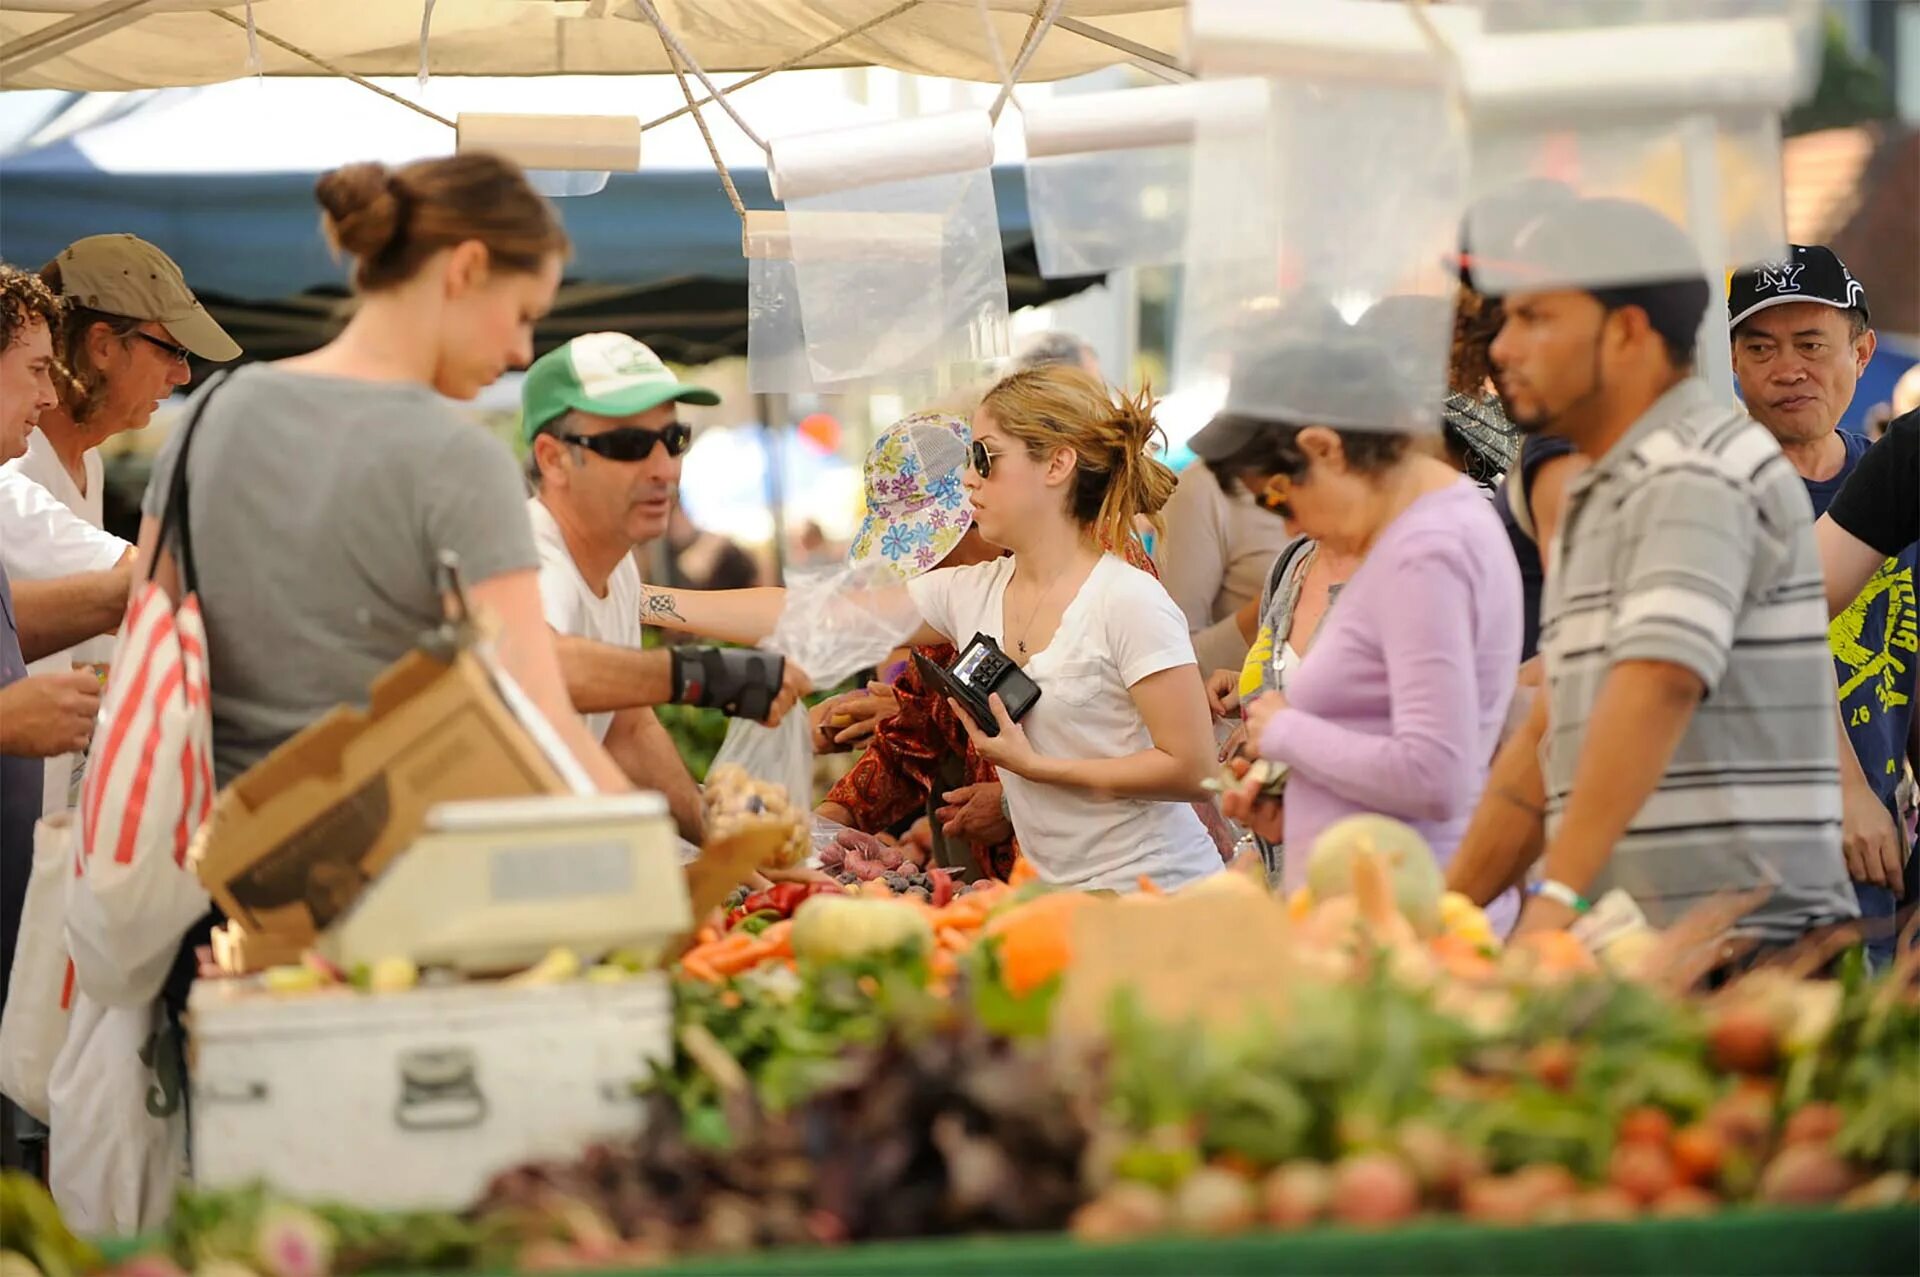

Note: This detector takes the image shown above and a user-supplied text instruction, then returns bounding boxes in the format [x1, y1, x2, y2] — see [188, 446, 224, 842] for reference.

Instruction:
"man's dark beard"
[1494, 334, 1607, 441]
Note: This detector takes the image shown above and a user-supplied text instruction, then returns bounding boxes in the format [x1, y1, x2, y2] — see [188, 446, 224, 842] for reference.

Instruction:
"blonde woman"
[643, 367, 1222, 891]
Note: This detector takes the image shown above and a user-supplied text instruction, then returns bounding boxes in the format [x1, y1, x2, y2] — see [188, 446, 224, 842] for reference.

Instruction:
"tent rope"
[242, 1, 260, 75]
[417, 0, 437, 88]
[629, 0, 771, 157]
[209, 9, 455, 129]
[989, 0, 1065, 123]
[659, 32, 750, 225]
[640, 0, 924, 134]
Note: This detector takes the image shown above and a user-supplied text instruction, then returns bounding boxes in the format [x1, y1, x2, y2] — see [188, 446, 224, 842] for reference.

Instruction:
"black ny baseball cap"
[1728, 245, 1870, 331]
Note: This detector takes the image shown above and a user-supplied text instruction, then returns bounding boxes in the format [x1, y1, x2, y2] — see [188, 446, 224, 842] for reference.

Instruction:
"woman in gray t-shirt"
[137, 155, 626, 795]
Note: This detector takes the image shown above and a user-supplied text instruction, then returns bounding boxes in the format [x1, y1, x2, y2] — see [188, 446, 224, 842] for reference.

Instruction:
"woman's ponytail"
[1095, 385, 1177, 551]
[982, 366, 1177, 555]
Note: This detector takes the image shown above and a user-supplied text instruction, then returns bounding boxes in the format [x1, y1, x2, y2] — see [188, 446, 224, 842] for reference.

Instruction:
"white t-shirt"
[0, 462, 127, 582]
[2, 432, 118, 814]
[906, 554, 1220, 892]
[528, 497, 644, 742]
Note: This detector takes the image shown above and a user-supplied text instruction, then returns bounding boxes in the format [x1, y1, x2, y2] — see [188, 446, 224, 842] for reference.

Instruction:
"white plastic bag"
[0, 815, 76, 1122]
[47, 993, 184, 1236]
[709, 563, 924, 804]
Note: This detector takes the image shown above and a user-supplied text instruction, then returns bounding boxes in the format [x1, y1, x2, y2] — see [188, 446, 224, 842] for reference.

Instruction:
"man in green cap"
[522, 332, 809, 840]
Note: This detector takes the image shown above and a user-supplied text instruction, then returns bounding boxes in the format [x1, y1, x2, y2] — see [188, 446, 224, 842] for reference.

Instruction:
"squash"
[1306, 814, 1444, 937]
[789, 894, 932, 963]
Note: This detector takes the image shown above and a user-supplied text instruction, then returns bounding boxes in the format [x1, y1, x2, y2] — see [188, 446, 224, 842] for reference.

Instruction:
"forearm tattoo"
[642, 591, 685, 624]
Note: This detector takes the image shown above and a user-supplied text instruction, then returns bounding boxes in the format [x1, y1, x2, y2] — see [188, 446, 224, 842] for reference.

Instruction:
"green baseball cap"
[521, 332, 719, 445]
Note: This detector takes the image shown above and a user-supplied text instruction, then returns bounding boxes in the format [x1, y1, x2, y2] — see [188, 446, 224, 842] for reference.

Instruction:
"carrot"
[1008, 856, 1038, 887]
[930, 949, 959, 979]
[1136, 874, 1163, 896]
[696, 926, 720, 946]
[929, 899, 993, 929]
[709, 942, 776, 976]
[938, 927, 971, 953]
[681, 954, 722, 982]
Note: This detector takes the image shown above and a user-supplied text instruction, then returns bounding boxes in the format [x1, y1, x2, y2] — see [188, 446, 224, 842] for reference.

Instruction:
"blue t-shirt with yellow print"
[1805, 430, 1918, 824]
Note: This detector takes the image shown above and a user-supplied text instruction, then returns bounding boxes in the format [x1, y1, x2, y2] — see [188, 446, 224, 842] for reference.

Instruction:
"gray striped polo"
[1539, 378, 1858, 942]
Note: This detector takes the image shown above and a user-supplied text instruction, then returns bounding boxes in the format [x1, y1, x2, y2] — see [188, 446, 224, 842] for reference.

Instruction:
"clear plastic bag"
[1177, 71, 1467, 429]
[745, 212, 840, 396]
[1458, 8, 1801, 292]
[773, 111, 1010, 386]
[708, 562, 925, 804]
[1026, 140, 1191, 279]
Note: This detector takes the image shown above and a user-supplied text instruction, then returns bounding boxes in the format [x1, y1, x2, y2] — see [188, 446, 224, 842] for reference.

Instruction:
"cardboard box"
[195, 650, 570, 946]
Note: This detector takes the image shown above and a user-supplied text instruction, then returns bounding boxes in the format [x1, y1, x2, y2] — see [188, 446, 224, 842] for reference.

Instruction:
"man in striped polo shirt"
[1448, 199, 1857, 947]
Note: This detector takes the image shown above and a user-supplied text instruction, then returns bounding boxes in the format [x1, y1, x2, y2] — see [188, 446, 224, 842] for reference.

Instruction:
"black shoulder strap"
[1264, 535, 1310, 603]
[149, 370, 231, 597]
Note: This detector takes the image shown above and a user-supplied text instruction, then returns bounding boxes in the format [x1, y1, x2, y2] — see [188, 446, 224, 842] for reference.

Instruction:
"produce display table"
[579, 1208, 1920, 1277]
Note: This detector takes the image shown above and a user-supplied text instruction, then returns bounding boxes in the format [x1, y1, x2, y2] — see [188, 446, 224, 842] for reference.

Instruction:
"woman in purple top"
[1222, 340, 1525, 932]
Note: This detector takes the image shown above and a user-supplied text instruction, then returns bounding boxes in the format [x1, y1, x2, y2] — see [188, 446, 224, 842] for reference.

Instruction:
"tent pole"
[0, 0, 152, 76]
[1053, 17, 1190, 80]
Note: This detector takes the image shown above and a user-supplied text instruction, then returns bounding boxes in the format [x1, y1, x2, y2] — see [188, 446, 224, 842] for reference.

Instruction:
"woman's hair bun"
[315, 162, 405, 262]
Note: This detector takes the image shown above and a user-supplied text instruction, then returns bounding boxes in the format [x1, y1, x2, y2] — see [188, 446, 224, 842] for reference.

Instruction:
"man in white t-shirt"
[3, 234, 241, 812]
[522, 333, 808, 840]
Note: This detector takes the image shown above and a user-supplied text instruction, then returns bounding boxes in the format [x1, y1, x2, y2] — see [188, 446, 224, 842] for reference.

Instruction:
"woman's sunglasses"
[969, 439, 1005, 479]
[553, 422, 693, 462]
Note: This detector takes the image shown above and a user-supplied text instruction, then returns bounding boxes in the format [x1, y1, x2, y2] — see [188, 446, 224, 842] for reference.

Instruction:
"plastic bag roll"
[1023, 80, 1267, 159]
[1471, 0, 1822, 104]
[455, 114, 641, 172]
[1461, 18, 1800, 124]
[770, 110, 995, 202]
[1186, 0, 1481, 81]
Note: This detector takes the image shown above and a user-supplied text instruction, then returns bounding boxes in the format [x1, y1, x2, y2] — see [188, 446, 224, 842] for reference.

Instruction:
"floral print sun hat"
[846, 412, 974, 580]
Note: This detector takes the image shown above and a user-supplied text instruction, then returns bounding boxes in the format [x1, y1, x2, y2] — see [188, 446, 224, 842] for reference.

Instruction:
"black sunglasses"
[132, 331, 192, 366]
[553, 422, 693, 462]
[969, 439, 1006, 479]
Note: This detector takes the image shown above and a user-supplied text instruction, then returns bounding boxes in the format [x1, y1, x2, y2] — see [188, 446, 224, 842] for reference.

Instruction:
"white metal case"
[188, 975, 672, 1210]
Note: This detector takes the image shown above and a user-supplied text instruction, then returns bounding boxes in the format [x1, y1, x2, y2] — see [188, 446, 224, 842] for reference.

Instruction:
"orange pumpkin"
[984, 891, 1092, 996]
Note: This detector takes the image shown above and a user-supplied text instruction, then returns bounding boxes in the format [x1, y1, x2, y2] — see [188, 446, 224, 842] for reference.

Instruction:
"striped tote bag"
[67, 374, 226, 1008]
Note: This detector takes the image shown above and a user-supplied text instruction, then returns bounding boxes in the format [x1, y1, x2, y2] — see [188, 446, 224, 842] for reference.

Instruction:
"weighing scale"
[317, 793, 690, 974]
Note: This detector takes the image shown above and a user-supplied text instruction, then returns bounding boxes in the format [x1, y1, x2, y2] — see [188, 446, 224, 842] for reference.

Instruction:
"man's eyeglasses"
[969, 439, 1005, 479]
[132, 332, 192, 366]
[553, 422, 693, 462]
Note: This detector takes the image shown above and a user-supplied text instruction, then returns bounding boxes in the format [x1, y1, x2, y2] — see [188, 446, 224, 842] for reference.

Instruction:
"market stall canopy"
[0, 1, 1186, 92]
[0, 74, 1106, 363]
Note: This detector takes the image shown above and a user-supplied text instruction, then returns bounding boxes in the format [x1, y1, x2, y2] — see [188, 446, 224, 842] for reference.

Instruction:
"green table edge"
[100, 1204, 1920, 1276]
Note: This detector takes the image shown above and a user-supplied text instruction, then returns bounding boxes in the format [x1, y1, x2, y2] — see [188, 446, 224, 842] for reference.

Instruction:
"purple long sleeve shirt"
[1259, 479, 1523, 931]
